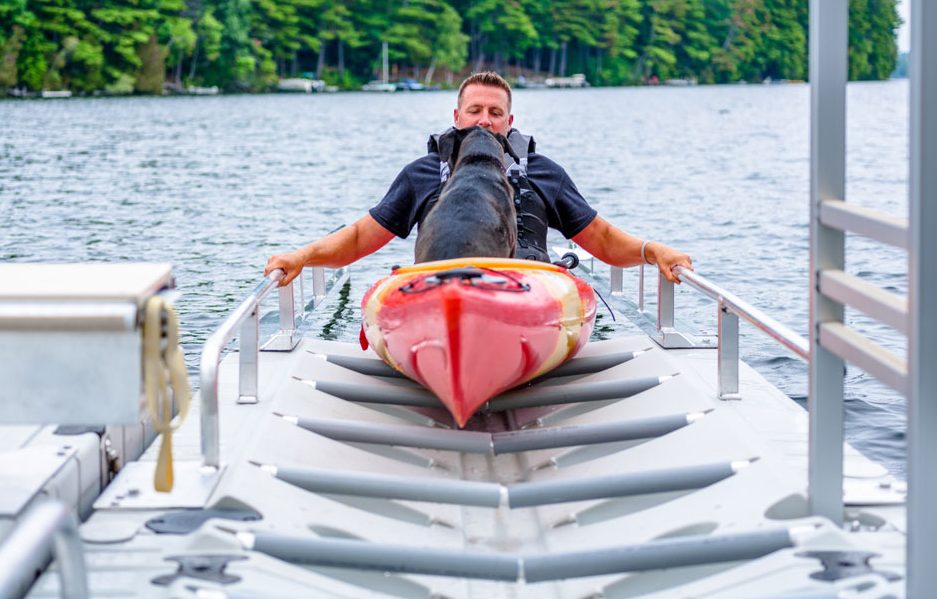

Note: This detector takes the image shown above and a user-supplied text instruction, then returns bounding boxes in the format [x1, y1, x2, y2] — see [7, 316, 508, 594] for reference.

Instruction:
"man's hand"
[572, 217, 693, 282]
[264, 250, 306, 286]
[647, 241, 693, 284]
[263, 216, 395, 287]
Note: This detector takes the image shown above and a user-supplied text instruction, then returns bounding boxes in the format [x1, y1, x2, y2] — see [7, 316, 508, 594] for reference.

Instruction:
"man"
[265, 72, 692, 283]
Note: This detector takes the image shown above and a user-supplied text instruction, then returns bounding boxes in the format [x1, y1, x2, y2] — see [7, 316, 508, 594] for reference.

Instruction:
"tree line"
[0, 0, 900, 94]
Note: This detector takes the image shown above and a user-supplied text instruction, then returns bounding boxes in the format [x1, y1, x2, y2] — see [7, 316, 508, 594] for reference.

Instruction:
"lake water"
[0, 80, 910, 476]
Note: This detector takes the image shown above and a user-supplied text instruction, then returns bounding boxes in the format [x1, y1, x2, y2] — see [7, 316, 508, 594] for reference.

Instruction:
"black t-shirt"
[369, 151, 597, 241]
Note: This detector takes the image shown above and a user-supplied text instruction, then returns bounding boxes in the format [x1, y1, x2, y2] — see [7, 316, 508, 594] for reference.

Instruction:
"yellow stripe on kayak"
[523, 269, 589, 380]
[362, 275, 406, 373]
[394, 257, 565, 275]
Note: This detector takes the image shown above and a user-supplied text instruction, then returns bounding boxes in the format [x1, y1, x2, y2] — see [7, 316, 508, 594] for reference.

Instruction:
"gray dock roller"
[490, 412, 701, 454]
[277, 411, 704, 454]
[531, 349, 648, 381]
[280, 414, 491, 453]
[237, 530, 519, 580]
[229, 525, 814, 582]
[252, 462, 502, 507]
[486, 375, 671, 411]
[522, 526, 801, 582]
[313, 353, 407, 378]
[306, 379, 443, 408]
[507, 459, 751, 508]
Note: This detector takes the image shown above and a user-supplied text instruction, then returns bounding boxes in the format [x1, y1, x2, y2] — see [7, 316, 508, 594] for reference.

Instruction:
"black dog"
[414, 127, 517, 263]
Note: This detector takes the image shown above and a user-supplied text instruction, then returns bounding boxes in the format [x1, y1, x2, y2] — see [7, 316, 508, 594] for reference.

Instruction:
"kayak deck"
[21, 334, 906, 597]
[361, 259, 597, 427]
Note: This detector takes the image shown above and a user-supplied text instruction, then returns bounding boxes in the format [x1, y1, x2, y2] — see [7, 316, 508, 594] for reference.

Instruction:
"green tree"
[0, 26, 27, 88]
[251, 0, 299, 75]
[0, 0, 32, 87]
[551, 0, 600, 76]
[163, 16, 196, 84]
[708, 0, 767, 82]
[636, 0, 687, 81]
[0, 0, 904, 94]
[673, 0, 715, 80]
[463, 0, 538, 72]
[849, 0, 900, 80]
[313, 1, 361, 80]
[595, 0, 642, 85]
[194, 5, 224, 77]
[425, 1, 468, 83]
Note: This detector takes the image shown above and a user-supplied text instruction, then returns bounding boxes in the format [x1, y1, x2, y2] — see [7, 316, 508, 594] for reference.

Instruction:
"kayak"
[360, 258, 597, 427]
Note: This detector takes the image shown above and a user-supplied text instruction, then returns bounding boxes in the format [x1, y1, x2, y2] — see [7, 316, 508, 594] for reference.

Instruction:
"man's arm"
[264, 214, 395, 285]
[572, 216, 692, 283]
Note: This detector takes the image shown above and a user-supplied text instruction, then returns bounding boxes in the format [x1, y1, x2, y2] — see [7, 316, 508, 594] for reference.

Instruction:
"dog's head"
[444, 126, 520, 174]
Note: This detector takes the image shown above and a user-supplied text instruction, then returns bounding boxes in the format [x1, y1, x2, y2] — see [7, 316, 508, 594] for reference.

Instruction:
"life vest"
[422, 127, 550, 262]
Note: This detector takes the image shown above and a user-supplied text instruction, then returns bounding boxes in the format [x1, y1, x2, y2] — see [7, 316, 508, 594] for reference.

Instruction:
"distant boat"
[363, 40, 395, 92]
[395, 78, 425, 91]
[40, 90, 72, 99]
[544, 73, 588, 88]
[185, 86, 219, 96]
[361, 81, 396, 92]
[515, 76, 546, 89]
[277, 78, 326, 93]
[664, 78, 698, 86]
[7, 88, 34, 98]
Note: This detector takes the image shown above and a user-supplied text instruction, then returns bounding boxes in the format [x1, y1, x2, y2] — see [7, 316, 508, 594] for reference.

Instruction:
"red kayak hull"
[361, 258, 597, 427]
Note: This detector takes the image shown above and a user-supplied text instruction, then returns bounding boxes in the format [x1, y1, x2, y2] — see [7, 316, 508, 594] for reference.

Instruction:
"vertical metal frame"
[262, 277, 301, 352]
[907, 0, 937, 593]
[718, 304, 740, 400]
[278, 284, 296, 332]
[658, 276, 675, 331]
[807, 0, 847, 524]
[238, 306, 259, 404]
[610, 266, 624, 296]
[638, 265, 646, 312]
[312, 266, 327, 301]
[653, 272, 698, 349]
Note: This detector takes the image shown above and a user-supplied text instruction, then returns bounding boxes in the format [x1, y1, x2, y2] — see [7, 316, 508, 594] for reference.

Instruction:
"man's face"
[454, 84, 514, 136]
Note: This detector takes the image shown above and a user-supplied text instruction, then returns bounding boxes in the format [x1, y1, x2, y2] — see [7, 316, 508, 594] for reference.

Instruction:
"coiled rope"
[143, 297, 191, 492]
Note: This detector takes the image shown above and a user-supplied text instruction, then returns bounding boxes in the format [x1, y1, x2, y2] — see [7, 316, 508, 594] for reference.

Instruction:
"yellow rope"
[143, 296, 191, 492]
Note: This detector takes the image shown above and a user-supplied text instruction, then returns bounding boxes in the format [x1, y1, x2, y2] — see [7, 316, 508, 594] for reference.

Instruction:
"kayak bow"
[360, 258, 597, 426]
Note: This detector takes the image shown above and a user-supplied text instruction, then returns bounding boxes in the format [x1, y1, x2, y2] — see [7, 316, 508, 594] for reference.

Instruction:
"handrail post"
[200, 270, 283, 469]
[638, 265, 645, 312]
[312, 266, 327, 302]
[263, 277, 300, 352]
[238, 304, 259, 404]
[278, 284, 296, 333]
[658, 274, 675, 332]
[808, 0, 847, 525]
[610, 266, 624, 297]
[654, 270, 698, 349]
[907, 0, 937, 594]
[199, 267, 348, 469]
[718, 302, 740, 400]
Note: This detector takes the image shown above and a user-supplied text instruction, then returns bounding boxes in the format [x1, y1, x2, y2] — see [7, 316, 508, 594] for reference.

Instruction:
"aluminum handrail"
[199, 269, 286, 469]
[0, 500, 88, 598]
[673, 266, 810, 360]
[199, 265, 346, 469]
[605, 260, 808, 400]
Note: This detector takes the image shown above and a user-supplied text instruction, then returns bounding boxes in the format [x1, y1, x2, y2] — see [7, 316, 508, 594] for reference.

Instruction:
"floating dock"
[8, 325, 905, 597]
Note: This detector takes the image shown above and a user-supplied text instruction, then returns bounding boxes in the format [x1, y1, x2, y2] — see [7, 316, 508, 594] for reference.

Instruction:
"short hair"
[457, 71, 512, 110]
